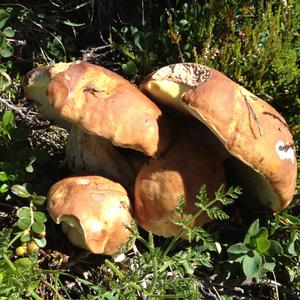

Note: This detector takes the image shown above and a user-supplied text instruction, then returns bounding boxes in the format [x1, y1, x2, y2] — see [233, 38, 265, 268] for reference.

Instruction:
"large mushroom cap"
[47, 176, 135, 255]
[23, 62, 74, 129]
[140, 63, 297, 211]
[134, 137, 226, 237]
[42, 61, 173, 157]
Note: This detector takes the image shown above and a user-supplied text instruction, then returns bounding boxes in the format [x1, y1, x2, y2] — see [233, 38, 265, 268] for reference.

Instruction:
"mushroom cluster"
[24, 61, 297, 255]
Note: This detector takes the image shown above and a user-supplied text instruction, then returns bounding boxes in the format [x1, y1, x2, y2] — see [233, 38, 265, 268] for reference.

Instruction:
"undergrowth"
[0, 1, 299, 299]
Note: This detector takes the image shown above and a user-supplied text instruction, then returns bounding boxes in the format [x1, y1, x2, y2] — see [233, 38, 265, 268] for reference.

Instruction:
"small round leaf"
[3, 27, 14, 38]
[256, 237, 271, 254]
[0, 183, 9, 193]
[1, 44, 13, 58]
[11, 185, 30, 198]
[32, 195, 46, 205]
[242, 250, 263, 279]
[31, 221, 45, 234]
[227, 243, 250, 254]
[16, 207, 31, 218]
[264, 257, 276, 272]
[33, 237, 47, 248]
[0, 10, 9, 29]
[2, 110, 14, 130]
[15, 217, 31, 230]
[20, 233, 31, 243]
[33, 211, 47, 223]
[269, 240, 283, 256]
[122, 61, 137, 75]
[0, 171, 8, 181]
[14, 258, 33, 269]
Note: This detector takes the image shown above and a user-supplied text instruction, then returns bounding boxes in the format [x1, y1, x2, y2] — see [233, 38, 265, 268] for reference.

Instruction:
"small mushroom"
[25, 60, 173, 158]
[47, 176, 135, 255]
[134, 137, 226, 237]
[140, 63, 297, 211]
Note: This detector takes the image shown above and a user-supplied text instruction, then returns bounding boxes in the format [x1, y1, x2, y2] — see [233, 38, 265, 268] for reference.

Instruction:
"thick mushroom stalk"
[25, 61, 173, 158]
[134, 137, 226, 237]
[47, 176, 136, 255]
[66, 126, 136, 191]
[140, 63, 297, 211]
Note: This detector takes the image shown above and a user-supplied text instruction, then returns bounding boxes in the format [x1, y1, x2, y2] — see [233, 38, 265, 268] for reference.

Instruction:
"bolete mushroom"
[25, 60, 173, 158]
[47, 175, 135, 255]
[140, 63, 297, 211]
[24, 62, 74, 130]
[134, 136, 226, 237]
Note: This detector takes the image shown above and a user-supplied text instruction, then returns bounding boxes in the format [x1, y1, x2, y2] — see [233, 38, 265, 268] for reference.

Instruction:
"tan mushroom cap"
[140, 63, 297, 211]
[45, 61, 173, 157]
[24, 62, 75, 130]
[66, 126, 136, 191]
[47, 176, 135, 255]
[134, 137, 226, 237]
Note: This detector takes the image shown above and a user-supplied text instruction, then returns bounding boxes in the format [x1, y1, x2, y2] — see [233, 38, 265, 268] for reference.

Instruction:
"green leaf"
[15, 217, 31, 230]
[122, 61, 138, 75]
[256, 237, 271, 254]
[0, 183, 8, 193]
[244, 219, 260, 243]
[254, 228, 268, 240]
[16, 207, 31, 218]
[0, 44, 13, 58]
[11, 185, 30, 198]
[25, 156, 36, 173]
[20, 233, 31, 243]
[32, 195, 46, 205]
[227, 243, 250, 254]
[2, 27, 14, 38]
[31, 221, 45, 234]
[242, 250, 263, 279]
[2, 110, 14, 131]
[0, 63, 6, 73]
[269, 240, 283, 256]
[14, 258, 33, 269]
[33, 237, 46, 248]
[0, 172, 8, 182]
[287, 230, 298, 256]
[33, 211, 47, 223]
[25, 164, 33, 173]
[263, 257, 276, 272]
[0, 10, 9, 29]
[207, 207, 229, 220]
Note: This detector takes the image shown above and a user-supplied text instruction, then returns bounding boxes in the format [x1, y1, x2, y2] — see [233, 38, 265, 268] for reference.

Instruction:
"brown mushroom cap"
[47, 176, 135, 255]
[43, 61, 173, 157]
[23, 62, 74, 130]
[134, 137, 226, 237]
[66, 126, 136, 191]
[140, 63, 297, 211]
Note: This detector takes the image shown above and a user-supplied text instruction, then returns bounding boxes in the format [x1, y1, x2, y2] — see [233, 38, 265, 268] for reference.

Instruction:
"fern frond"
[207, 207, 229, 220]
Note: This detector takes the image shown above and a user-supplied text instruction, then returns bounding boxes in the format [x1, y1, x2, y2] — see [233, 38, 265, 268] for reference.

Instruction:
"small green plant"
[11, 184, 47, 255]
[227, 219, 283, 280]
[0, 110, 14, 143]
[0, 8, 14, 92]
[80, 185, 241, 299]
[0, 228, 42, 299]
[0, 9, 14, 58]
